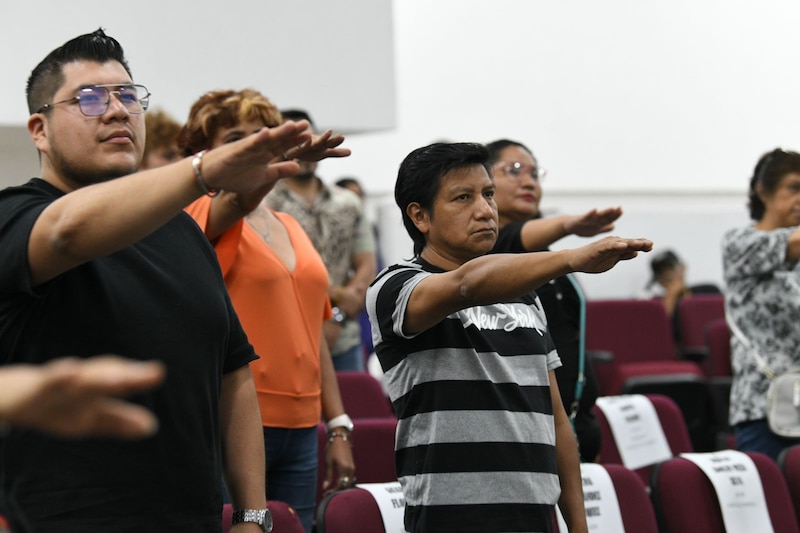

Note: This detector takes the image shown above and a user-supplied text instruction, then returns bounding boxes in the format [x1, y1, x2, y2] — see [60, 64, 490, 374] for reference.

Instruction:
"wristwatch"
[231, 508, 273, 532]
[327, 413, 354, 433]
[330, 306, 347, 324]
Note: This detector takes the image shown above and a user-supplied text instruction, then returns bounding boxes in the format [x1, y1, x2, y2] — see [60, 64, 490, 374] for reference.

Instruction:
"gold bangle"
[192, 150, 219, 197]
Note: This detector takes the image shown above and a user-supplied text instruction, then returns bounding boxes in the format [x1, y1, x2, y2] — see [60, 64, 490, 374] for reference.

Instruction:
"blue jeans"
[263, 426, 318, 533]
[332, 344, 365, 372]
[734, 418, 800, 462]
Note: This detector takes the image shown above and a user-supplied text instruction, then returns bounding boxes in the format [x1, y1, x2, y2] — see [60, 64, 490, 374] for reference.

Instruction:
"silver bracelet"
[192, 150, 219, 197]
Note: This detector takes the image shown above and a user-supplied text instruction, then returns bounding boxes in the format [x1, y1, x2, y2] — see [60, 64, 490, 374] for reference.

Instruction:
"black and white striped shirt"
[367, 257, 563, 533]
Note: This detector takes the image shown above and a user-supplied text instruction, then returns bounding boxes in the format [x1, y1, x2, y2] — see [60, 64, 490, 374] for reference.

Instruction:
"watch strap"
[232, 508, 271, 531]
[326, 413, 354, 433]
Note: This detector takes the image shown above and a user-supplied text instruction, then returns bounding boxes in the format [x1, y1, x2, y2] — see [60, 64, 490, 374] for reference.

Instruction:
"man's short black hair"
[26, 28, 132, 115]
[395, 142, 490, 256]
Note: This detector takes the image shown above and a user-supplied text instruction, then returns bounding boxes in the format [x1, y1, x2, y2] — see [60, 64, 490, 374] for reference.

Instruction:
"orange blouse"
[186, 197, 332, 428]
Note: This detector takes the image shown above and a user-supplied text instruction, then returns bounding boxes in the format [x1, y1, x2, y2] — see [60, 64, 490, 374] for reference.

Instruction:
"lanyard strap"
[565, 273, 587, 422]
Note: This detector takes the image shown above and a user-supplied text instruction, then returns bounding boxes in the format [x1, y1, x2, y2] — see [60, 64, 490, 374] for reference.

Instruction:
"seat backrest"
[677, 293, 725, 355]
[586, 299, 677, 364]
[620, 371, 717, 452]
[605, 464, 659, 533]
[651, 451, 800, 533]
[704, 318, 732, 378]
[335, 371, 395, 420]
[594, 394, 693, 485]
[554, 463, 659, 533]
[316, 418, 398, 507]
[778, 444, 800, 524]
[222, 500, 305, 533]
[316, 487, 386, 533]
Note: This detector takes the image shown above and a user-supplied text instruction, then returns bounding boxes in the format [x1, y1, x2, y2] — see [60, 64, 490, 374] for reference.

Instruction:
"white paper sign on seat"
[356, 481, 406, 533]
[595, 394, 672, 470]
[680, 450, 773, 533]
[556, 463, 626, 532]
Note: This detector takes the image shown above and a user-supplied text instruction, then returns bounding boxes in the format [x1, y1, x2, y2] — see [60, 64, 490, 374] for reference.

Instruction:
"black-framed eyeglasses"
[36, 84, 151, 116]
[494, 161, 547, 181]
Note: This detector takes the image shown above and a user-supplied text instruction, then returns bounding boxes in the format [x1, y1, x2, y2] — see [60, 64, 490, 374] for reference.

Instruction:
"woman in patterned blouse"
[722, 148, 800, 461]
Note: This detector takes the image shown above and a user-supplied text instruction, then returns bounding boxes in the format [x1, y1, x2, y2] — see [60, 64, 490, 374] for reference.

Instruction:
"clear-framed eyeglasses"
[494, 161, 547, 181]
[36, 84, 151, 116]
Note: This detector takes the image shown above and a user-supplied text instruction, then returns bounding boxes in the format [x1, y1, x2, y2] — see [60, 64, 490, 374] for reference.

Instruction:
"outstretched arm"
[0, 355, 165, 439]
[404, 236, 652, 335]
[202, 129, 352, 242]
[29, 121, 313, 286]
[519, 207, 623, 251]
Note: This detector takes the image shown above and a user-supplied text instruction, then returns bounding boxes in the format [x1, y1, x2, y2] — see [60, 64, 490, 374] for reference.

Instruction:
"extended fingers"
[62, 356, 166, 397]
[76, 398, 160, 439]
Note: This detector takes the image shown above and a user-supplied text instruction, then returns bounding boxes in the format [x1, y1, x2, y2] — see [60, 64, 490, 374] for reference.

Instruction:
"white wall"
[0, 0, 395, 132]
[322, 0, 800, 196]
[4, 1, 796, 297]
[334, 0, 799, 298]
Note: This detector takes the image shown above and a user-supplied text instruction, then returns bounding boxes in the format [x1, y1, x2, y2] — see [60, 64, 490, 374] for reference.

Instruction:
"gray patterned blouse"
[722, 225, 800, 425]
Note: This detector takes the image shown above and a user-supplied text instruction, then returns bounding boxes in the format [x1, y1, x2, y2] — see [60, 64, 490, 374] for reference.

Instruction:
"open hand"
[565, 206, 623, 237]
[567, 236, 653, 274]
[0, 356, 165, 439]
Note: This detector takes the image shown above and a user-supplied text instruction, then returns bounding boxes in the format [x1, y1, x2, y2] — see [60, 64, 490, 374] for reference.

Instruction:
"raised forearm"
[519, 215, 572, 251]
[31, 159, 203, 284]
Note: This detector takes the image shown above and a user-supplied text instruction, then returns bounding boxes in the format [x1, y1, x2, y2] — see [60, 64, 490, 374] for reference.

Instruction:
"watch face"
[331, 306, 346, 324]
[264, 509, 273, 532]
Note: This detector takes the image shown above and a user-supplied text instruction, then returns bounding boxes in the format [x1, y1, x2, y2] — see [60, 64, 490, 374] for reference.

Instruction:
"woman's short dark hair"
[485, 139, 535, 167]
[395, 142, 490, 256]
[748, 148, 800, 221]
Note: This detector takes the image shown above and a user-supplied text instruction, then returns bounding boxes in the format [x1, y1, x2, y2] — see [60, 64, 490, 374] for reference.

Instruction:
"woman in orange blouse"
[179, 89, 354, 532]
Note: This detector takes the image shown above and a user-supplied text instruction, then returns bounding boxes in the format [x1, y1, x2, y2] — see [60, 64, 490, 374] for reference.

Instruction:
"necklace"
[247, 207, 272, 244]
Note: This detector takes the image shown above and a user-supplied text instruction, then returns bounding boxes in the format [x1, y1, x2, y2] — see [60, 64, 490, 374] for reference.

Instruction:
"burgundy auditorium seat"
[593, 394, 693, 486]
[651, 451, 799, 533]
[316, 418, 398, 507]
[586, 299, 715, 450]
[677, 293, 725, 359]
[335, 371, 395, 420]
[316, 486, 387, 533]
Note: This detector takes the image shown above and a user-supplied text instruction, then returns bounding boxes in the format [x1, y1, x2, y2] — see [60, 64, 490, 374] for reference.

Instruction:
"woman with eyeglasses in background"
[486, 139, 622, 462]
[723, 148, 800, 461]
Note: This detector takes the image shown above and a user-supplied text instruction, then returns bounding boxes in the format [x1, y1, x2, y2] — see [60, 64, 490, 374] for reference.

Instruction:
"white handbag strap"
[725, 306, 776, 380]
[725, 274, 800, 379]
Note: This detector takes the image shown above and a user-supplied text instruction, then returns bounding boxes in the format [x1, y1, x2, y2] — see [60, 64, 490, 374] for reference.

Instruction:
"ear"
[754, 180, 768, 202]
[28, 113, 48, 153]
[407, 202, 430, 237]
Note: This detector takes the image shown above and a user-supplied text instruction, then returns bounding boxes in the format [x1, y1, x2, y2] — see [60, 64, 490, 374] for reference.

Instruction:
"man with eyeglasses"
[0, 28, 341, 532]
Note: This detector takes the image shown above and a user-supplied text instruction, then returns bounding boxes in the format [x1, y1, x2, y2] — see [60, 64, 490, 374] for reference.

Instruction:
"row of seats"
[586, 296, 730, 451]
[313, 451, 800, 533]
[309, 392, 800, 533]
[220, 362, 796, 532]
